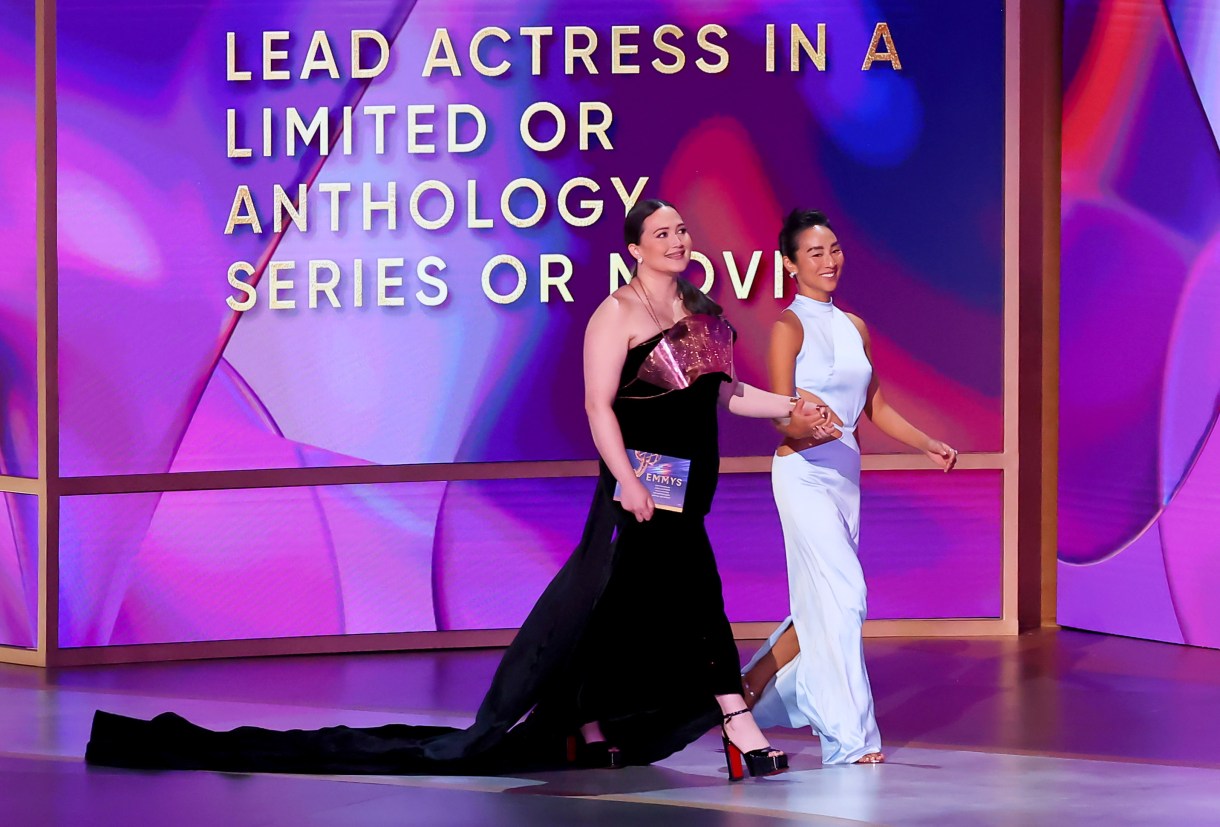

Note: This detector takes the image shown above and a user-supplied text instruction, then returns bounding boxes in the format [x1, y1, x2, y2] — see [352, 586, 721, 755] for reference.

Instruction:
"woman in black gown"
[85, 199, 829, 780]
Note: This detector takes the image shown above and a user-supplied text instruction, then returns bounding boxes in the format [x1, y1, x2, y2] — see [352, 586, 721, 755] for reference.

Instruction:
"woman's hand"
[789, 399, 842, 441]
[924, 439, 959, 471]
[619, 478, 656, 522]
[782, 390, 843, 447]
[795, 390, 844, 428]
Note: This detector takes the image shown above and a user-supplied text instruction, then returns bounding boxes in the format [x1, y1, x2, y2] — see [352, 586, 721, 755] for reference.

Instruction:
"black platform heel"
[566, 735, 625, 769]
[721, 708, 788, 781]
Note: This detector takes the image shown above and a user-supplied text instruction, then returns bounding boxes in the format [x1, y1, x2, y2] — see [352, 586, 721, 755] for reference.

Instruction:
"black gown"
[85, 328, 744, 775]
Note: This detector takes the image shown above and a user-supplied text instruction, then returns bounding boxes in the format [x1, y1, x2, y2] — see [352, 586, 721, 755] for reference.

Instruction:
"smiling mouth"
[666, 251, 687, 259]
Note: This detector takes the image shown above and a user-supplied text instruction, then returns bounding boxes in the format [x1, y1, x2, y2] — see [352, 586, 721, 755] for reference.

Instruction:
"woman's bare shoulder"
[587, 289, 638, 333]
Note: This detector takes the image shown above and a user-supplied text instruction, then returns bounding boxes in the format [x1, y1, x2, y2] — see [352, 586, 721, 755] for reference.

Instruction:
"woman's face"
[784, 224, 843, 295]
[629, 206, 691, 274]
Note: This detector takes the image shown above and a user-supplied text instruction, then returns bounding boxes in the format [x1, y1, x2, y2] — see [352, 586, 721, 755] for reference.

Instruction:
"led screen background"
[37, 0, 1005, 646]
[0, 0, 37, 649]
[59, 472, 1002, 646]
[0, 493, 37, 648]
[0, 0, 37, 481]
[1058, 0, 1220, 648]
[56, 0, 1004, 477]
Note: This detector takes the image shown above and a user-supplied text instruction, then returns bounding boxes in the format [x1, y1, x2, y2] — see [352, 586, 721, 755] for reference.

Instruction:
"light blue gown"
[743, 294, 882, 765]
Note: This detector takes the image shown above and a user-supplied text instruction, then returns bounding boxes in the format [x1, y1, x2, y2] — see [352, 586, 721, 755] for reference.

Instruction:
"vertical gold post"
[1001, 0, 1022, 634]
[1011, 0, 1062, 630]
[1038, 4, 1063, 628]
[35, 0, 59, 667]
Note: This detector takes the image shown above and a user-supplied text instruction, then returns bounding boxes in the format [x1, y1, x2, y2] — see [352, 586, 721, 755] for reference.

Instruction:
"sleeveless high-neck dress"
[742, 295, 882, 765]
[85, 316, 742, 775]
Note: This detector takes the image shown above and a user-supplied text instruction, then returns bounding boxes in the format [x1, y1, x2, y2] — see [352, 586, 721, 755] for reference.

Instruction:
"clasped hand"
[789, 393, 842, 442]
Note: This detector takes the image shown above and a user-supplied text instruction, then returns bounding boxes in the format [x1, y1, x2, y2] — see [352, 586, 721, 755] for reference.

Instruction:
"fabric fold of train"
[84, 477, 720, 776]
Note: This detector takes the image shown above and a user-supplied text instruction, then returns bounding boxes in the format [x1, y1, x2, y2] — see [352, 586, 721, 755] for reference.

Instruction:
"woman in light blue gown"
[742, 209, 958, 765]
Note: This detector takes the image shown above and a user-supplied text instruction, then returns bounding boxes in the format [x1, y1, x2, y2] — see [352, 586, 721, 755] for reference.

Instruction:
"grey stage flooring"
[3, 629, 1219, 826]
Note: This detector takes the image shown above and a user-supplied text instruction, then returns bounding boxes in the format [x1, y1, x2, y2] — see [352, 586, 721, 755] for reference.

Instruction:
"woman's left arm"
[851, 314, 959, 471]
[719, 374, 826, 434]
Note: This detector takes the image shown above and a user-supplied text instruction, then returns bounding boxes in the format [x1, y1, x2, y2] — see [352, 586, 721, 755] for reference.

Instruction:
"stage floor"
[2, 628, 1218, 826]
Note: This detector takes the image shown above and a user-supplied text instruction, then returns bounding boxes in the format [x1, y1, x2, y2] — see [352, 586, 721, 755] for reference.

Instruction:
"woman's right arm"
[584, 297, 655, 522]
[768, 313, 842, 440]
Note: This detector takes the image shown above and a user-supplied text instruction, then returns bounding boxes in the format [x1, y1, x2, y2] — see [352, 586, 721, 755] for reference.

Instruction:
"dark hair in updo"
[778, 209, 834, 261]
[624, 198, 723, 317]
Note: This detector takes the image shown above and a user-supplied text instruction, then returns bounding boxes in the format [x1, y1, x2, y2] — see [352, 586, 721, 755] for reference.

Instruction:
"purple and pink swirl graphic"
[1058, 0, 1220, 648]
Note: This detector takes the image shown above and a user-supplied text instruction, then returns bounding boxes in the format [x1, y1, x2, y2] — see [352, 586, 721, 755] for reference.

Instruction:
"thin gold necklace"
[631, 276, 667, 335]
